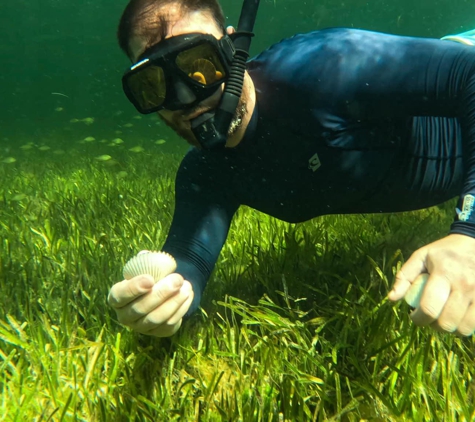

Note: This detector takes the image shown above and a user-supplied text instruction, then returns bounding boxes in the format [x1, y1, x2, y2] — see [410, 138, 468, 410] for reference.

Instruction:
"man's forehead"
[130, 9, 221, 61]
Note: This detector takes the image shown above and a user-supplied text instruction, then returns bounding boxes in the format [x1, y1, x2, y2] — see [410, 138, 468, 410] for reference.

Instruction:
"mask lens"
[127, 65, 166, 111]
[175, 43, 226, 86]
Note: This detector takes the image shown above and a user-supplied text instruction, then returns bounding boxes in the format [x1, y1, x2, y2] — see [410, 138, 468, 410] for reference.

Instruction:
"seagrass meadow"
[0, 139, 474, 421]
[4, 0, 475, 419]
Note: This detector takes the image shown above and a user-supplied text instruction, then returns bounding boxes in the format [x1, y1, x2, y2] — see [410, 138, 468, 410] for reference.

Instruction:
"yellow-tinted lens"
[128, 65, 166, 110]
[176, 43, 226, 85]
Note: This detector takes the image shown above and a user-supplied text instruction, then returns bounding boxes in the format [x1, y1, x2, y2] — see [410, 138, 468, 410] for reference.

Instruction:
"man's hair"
[117, 0, 226, 60]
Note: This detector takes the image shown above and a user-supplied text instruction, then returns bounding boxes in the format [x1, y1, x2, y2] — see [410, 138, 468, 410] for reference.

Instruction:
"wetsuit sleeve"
[307, 31, 475, 237]
[161, 153, 239, 316]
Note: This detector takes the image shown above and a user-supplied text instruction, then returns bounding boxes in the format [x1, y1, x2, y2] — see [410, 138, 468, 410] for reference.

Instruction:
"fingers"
[108, 271, 194, 338]
[457, 302, 475, 336]
[389, 252, 427, 301]
[147, 319, 183, 338]
[396, 271, 475, 335]
[430, 289, 468, 332]
[390, 235, 475, 336]
[410, 273, 451, 326]
[115, 274, 185, 326]
[107, 275, 155, 308]
[128, 280, 191, 332]
[168, 288, 194, 325]
[146, 289, 195, 338]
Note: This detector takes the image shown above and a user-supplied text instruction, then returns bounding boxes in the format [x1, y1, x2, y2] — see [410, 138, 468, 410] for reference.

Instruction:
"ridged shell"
[123, 250, 177, 283]
[404, 273, 429, 308]
[191, 59, 217, 83]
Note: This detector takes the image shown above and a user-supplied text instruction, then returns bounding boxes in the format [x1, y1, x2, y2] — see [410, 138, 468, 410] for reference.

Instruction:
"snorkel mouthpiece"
[191, 0, 260, 149]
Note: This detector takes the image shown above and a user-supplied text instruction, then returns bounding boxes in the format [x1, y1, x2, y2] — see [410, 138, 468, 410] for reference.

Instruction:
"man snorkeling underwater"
[108, 0, 475, 338]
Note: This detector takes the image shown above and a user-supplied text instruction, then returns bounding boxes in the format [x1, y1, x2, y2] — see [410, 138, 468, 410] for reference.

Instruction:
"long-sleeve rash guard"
[162, 28, 475, 315]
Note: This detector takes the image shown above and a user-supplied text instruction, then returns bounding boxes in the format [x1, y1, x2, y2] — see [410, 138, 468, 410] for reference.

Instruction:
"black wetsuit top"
[162, 28, 475, 315]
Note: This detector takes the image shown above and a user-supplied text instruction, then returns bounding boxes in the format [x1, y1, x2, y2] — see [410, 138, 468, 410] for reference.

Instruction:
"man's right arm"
[108, 151, 239, 336]
[161, 153, 240, 316]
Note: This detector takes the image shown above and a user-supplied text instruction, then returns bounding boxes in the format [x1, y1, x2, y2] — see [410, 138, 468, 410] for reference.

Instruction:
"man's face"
[129, 5, 243, 148]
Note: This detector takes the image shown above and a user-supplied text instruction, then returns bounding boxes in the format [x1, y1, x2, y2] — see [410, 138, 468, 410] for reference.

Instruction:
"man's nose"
[173, 78, 196, 105]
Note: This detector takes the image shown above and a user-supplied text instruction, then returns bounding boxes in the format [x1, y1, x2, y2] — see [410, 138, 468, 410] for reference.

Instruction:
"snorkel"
[190, 0, 260, 149]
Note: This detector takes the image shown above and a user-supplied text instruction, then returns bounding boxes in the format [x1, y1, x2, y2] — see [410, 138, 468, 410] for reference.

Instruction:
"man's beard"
[227, 102, 246, 138]
[160, 97, 248, 148]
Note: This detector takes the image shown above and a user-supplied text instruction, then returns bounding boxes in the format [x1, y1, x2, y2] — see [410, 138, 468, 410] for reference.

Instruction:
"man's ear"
[226, 26, 235, 35]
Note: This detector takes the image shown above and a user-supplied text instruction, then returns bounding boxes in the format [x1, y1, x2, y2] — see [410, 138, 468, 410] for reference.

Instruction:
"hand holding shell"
[123, 250, 177, 283]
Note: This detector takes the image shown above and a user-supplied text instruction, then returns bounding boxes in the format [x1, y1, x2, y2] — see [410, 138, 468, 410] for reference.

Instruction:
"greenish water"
[3, 2, 475, 419]
[1, 0, 475, 146]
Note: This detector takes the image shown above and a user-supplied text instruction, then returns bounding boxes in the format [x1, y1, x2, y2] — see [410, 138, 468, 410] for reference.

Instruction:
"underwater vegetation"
[0, 140, 474, 421]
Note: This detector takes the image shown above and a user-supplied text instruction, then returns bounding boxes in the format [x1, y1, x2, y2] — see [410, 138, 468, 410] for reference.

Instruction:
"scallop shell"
[404, 273, 429, 308]
[123, 250, 177, 283]
[191, 59, 217, 83]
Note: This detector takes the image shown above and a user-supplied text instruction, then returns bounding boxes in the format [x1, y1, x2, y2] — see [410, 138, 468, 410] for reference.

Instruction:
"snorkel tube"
[191, 0, 260, 149]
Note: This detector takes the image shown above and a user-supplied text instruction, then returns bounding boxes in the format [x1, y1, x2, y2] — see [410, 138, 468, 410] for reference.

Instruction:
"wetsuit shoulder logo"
[457, 194, 475, 222]
[308, 153, 321, 172]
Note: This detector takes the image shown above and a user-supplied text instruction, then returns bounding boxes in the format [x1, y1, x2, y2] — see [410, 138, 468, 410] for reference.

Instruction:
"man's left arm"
[354, 33, 475, 335]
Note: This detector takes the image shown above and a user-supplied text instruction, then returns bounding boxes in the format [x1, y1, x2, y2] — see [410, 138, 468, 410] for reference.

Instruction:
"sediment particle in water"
[129, 146, 144, 153]
[95, 155, 112, 161]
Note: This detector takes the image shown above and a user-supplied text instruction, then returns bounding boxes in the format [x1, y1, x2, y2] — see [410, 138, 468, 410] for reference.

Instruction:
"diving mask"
[122, 33, 235, 114]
